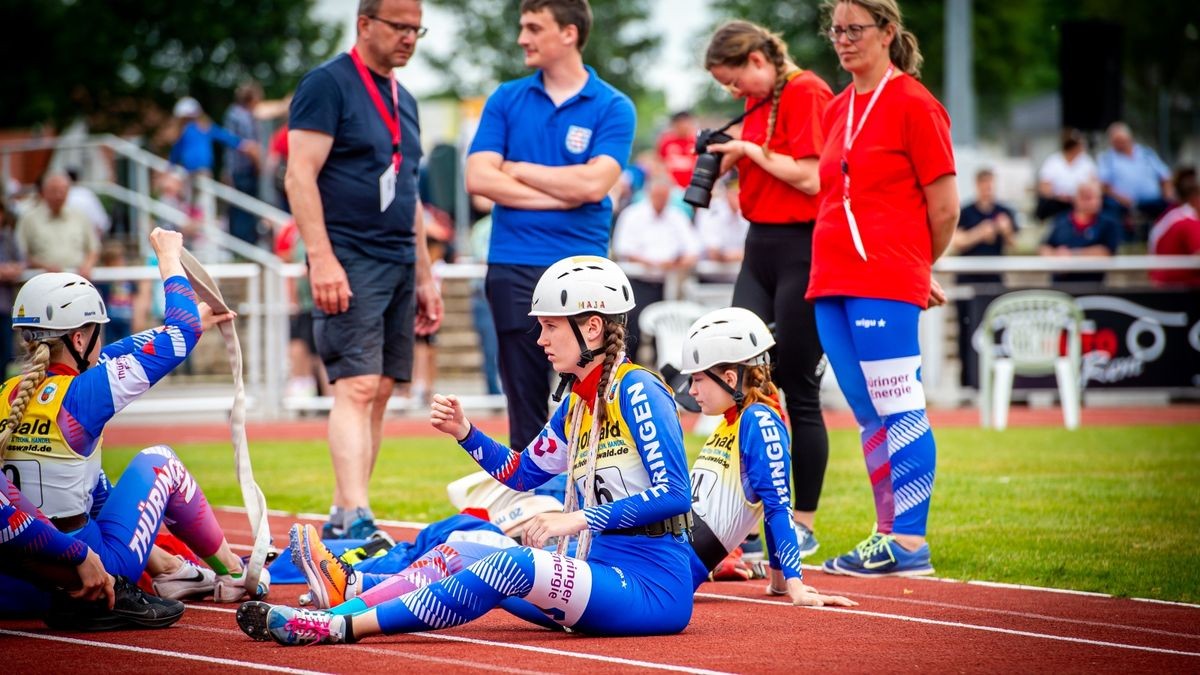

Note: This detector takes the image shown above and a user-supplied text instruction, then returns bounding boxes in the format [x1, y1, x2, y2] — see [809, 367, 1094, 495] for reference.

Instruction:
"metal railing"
[3, 134, 1197, 417]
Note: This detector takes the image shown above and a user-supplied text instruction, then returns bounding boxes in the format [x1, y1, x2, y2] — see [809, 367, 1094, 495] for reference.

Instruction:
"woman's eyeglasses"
[826, 23, 881, 43]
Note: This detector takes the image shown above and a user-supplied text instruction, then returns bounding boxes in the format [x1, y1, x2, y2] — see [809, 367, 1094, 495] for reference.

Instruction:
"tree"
[703, 0, 1198, 150]
[0, 0, 341, 135]
[422, 0, 661, 100]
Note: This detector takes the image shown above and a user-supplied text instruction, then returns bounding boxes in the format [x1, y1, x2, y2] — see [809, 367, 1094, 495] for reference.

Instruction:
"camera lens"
[683, 153, 721, 208]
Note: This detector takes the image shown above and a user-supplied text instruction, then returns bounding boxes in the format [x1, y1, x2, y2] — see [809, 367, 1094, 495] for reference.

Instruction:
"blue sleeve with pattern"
[64, 275, 203, 443]
[1, 476, 88, 565]
[458, 399, 571, 492]
[739, 404, 803, 580]
[583, 370, 690, 531]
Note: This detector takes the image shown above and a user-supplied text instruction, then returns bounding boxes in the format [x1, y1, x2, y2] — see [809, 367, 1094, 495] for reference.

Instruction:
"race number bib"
[2, 460, 43, 506]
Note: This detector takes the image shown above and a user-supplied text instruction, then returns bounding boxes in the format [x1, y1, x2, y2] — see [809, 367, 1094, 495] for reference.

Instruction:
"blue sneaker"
[794, 523, 820, 558]
[344, 508, 386, 541]
[265, 604, 349, 646]
[831, 534, 934, 578]
[822, 530, 884, 575]
[321, 520, 344, 539]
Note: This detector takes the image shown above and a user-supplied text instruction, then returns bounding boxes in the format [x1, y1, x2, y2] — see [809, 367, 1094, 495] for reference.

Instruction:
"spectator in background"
[1040, 179, 1122, 284]
[695, 176, 749, 265]
[268, 121, 291, 211]
[464, 0, 635, 451]
[612, 175, 700, 363]
[467, 197, 503, 397]
[657, 110, 699, 189]
[15, 173, 98, 277]
[951, 168, 1018, 285]
[95, 241, 136, 343]
[1098, 121, 1174, 228]
[275, 218, 329, 402]
[64, 167, 111, 239]
[169, 97, 259, 178]
[1036, 128, 1097, 221]
[0, 199, 22, 373]
[1148, 167, 1200, 287]
[224, 80, 265, 246]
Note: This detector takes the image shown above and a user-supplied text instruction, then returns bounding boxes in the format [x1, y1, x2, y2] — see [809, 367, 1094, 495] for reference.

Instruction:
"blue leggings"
[371, 536, 694, 636]
[814, 297, 937, 536]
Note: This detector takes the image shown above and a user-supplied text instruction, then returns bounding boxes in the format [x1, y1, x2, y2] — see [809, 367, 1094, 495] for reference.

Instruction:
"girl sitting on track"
[0, 228, 268, 605]
[256, 309, 853, 632]
[237, 255, 696, 644]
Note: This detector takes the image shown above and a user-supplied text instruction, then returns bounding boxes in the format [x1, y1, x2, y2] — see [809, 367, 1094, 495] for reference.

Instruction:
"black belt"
[688, 514, 731, 571]
[608, 512, 692, 538]
[51, 513, 89, 533]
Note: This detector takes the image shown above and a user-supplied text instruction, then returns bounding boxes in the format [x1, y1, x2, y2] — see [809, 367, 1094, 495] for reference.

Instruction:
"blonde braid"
[554, 399, 588, 556]
[0, 341, 52, 457]
[555, 318, 627, 561]
[760, 33, 796, 159]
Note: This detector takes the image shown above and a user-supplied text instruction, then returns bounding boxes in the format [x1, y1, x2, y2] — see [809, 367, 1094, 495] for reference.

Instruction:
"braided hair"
[555, 315, 628, 561]
[705, 21, 800, 158]
[0, 340, 53, 456]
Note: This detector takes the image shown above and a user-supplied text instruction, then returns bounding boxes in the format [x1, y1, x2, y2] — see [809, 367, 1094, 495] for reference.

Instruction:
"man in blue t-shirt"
[950, 168, 1019, 286]
[464, 0, 636, 450]
[286, 0, 443, 541]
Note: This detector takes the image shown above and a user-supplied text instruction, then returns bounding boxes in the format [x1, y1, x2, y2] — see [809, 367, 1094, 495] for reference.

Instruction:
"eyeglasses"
[368, 15, 428, 38]
[826, 23, 881, 43]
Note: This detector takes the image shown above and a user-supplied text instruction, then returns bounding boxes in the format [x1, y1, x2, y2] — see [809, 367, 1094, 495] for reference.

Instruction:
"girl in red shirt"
[702, 21, 835, 559]
[808, 0, 959, 577]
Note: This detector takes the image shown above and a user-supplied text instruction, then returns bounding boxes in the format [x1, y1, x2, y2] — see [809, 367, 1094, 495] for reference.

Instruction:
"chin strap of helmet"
[61, 325, 101, 373]
[568, 318, 600, 368]
[551, 373, 576, 402]
[706, 365, 747, 409]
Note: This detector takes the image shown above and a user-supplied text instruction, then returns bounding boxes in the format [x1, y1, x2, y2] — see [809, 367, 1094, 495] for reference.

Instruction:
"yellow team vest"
[0, 374, 102, 519]
[691, 410, 764, 553]
[564, 363, 673, 507]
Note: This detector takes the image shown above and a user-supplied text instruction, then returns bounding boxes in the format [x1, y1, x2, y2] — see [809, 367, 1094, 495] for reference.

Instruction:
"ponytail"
[889, 27, 923, 77]
[0, 341, 52, 457]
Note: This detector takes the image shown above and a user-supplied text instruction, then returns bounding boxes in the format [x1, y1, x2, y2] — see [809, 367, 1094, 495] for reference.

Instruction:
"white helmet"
[13, 273, 110, 339]
[529, 255, 635, 317]
[680, 307, 775, 375]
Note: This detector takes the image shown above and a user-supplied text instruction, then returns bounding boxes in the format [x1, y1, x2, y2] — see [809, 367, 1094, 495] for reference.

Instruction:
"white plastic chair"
[638, 300, 710, 371]
[976, 290, 1084, 430]
[637, 300, 717, 434]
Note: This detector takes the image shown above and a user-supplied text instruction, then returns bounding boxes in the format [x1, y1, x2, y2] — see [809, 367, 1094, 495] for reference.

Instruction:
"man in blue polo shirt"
[286, 0, 443, 540]
[465, 0, 636, 450]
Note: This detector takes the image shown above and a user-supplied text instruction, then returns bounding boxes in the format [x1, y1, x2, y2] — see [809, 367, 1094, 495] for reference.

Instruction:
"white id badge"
[843, 197, 869, 261]
[379, 166, 396, 212]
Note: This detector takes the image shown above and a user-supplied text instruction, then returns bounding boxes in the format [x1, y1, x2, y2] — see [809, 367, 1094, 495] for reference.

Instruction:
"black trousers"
[486, 263, 553, 451]
[733, 223, 829, 512]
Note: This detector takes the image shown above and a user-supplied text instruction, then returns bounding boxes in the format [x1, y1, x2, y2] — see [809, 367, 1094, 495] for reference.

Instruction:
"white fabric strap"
[180, 249, 272, 595]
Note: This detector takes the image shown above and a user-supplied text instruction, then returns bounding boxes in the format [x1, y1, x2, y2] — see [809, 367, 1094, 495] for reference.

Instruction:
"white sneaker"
[152, 555, 216, 601]
[214, 567, 271, 603]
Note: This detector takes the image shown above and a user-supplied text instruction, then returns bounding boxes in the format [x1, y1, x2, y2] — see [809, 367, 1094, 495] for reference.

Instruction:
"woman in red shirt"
[808, 0, 958, 577]
[703, 21, 834, 558]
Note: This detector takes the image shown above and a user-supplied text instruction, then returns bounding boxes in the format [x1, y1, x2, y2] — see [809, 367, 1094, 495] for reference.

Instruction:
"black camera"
[682, 129, 734, 208]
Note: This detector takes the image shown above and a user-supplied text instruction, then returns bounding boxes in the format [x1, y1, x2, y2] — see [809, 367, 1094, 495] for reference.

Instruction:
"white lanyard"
[841, 64, 895, 261]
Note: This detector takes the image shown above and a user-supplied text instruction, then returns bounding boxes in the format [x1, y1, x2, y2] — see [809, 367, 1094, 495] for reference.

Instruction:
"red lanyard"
[349, 47, 402, 173]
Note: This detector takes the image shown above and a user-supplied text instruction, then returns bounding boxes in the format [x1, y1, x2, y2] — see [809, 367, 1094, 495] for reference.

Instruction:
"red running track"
[4, 509, 1198, 673]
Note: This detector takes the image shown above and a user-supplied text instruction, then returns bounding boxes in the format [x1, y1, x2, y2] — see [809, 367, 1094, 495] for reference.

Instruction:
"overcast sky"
[314, 0, 714, 108]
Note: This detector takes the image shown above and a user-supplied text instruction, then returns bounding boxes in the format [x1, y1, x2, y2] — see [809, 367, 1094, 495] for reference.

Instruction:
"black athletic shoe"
[45, 575, 186, 631]
[236, 600, 274, 641]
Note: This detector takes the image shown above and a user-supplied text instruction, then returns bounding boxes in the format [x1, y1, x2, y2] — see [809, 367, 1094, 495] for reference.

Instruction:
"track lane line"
[693, 593, 1200, 658]
[189, 605, 733, 674]
[183, 624, 549, 674]
[707, 585, 1200, 640]
[0, 628, 331, 673]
